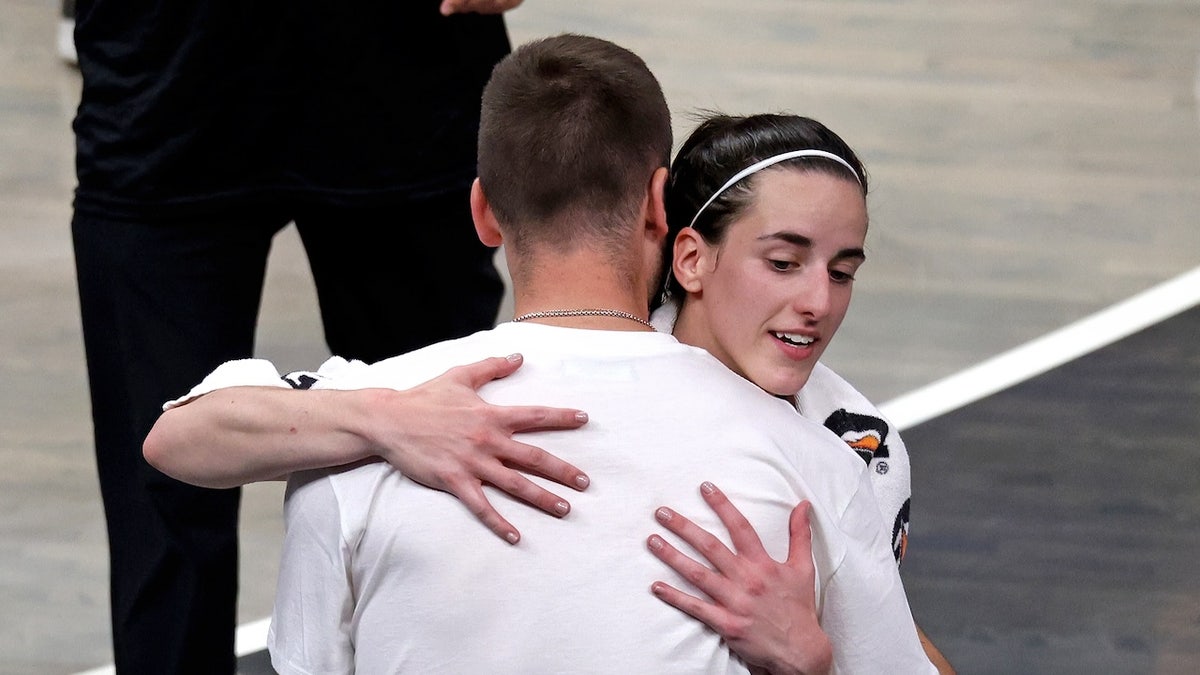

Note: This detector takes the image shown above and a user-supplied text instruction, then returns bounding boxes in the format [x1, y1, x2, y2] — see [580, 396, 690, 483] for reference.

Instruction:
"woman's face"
[674, 168, 868, 396]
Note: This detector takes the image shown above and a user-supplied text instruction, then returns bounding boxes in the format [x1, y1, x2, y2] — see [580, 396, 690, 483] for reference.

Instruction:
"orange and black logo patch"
[823, 409, 890, 465]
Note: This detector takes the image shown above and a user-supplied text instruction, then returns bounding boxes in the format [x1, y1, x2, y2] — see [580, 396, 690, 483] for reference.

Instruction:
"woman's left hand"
[647, 482, 832, 675]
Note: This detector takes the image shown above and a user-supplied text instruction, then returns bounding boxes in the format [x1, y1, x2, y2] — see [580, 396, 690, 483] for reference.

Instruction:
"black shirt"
[73, 0, 510, 219]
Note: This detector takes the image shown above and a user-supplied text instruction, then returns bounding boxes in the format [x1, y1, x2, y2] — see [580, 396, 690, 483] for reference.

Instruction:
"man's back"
[269, 323, 925, 674]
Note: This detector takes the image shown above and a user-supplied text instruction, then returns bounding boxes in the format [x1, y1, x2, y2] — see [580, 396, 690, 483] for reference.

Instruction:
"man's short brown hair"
[478, 34, 672, 251]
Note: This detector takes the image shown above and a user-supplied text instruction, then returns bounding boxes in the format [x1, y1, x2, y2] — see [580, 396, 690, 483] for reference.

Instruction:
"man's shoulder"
[360, 324, 702, 384]
[337, 328, 511, 389]
[649, 355, 865, 472]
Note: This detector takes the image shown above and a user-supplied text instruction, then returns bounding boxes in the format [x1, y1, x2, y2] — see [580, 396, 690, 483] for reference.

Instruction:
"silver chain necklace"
[511, 308, 656, 330]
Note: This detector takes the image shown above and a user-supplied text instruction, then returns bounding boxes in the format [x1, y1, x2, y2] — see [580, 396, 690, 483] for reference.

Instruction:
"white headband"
[687, 149, 862, 230]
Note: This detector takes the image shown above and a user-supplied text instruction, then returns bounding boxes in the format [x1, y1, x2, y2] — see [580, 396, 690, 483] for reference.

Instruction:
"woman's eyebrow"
[757, 231, 812, 247]
[757, 231, 866, 261]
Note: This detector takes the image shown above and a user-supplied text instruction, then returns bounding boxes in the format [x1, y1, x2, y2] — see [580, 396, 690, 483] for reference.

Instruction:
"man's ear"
[643, 167, 670, 247]
[470, 178, 503, 248]
[672, 227, 709, 294]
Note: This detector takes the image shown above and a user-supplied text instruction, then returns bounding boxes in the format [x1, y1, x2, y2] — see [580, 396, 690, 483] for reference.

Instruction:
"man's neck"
[509, 252, 652, 331]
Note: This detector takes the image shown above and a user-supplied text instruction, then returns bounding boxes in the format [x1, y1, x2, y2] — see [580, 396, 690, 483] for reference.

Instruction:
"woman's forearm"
[142, 355, 593, 543]
[143, 385, 382, 488]
[917, 624, 956, 674]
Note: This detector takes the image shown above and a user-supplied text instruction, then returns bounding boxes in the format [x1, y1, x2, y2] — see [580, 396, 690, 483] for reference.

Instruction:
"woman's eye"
[768, 259, 796, 271]
[830, 269, 857, 283]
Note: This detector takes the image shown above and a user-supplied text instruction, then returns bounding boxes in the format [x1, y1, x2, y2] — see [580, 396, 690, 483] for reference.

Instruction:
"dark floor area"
[903, 305, 1200, 674]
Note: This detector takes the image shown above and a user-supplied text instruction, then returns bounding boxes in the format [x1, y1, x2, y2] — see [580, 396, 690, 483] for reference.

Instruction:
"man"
[149, 34, 935, 673]
[71, 1, 520, 670]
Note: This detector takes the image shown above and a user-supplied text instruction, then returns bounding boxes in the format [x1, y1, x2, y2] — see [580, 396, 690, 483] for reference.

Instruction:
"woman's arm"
[917, 625, 956, 674]
[646, 482, 831, 675]
[143, 354, 591, 543]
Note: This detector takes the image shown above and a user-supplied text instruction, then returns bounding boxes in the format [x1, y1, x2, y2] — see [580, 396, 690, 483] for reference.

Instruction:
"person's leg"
[72, 211, 283, 674]
[295, 189, 504, 362]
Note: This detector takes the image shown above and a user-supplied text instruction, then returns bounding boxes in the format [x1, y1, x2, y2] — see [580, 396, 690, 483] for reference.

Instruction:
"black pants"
[71, 194, 503, 674]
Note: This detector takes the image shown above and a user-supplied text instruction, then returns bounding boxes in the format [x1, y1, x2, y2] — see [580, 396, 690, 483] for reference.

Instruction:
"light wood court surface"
[1, 1, 1197, 672]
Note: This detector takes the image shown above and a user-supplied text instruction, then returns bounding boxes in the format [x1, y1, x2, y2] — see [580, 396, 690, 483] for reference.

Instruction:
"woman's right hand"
[369, 353, 590, 544]
[646, 483, 832, 675]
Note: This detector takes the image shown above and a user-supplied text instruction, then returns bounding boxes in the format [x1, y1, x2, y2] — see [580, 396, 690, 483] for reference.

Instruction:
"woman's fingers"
[388, 355, 592, 543]
[499, 439, 590, 490]
[699, 481, 768, 558]
[446, 478, 522, 545]
[643, 504, 744, 610]
[646, 533, 732, 605]
[441, 463, 572, 545]
[497, 404, 589, 433]
[654, 506, 736, 569]
[651, 482, 766, 582]
[477, 457, 573, 518]
[447, 354, 525, 389]
[450, 353, 591, 445]
[646, 491, 829, 675]
[648, 580, 731, 633]
[786, 500, 815, 567]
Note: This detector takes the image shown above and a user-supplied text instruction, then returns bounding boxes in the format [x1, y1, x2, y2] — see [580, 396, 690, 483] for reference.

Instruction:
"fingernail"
[505, 531, 519, 544]
[574, 411, 589, 423]
[700, 481, 716, 496]
[655, 507, 672, 523]
[574, 474, 590, 489]
[647, 535, 664, 551]
[650, 582, 665, 595]
[554, 500, 570, 516]
[506, 353, 522, 363]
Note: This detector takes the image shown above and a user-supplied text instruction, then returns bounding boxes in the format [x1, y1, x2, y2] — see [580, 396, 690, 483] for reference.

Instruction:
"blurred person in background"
[69, 1, 522, 671]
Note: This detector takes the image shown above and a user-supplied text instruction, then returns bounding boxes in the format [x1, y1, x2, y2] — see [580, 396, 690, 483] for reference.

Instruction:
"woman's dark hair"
[658, 114, 867, 304]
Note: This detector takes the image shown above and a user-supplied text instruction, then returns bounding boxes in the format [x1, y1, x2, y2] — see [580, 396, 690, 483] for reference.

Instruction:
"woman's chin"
[761, 375, 810, 399]
[758, 365, 816, 396]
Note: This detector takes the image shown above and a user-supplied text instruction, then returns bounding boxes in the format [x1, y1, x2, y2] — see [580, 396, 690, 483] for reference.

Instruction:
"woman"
[640, 113, 952, 673]
[658, 113, 907, 557]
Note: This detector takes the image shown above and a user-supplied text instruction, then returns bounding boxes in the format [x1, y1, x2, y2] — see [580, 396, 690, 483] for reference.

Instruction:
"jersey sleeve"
[161, 356, 368, 410]
[797, 363, 913, 564]
[820, 470, 936, 674]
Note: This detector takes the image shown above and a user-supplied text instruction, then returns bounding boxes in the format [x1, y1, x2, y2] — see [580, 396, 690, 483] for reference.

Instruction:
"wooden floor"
[1, 0, 1197, 673]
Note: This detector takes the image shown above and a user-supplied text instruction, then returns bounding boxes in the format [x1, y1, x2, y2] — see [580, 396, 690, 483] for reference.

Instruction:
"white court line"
[235, 618, 272, 659]
[881, 50, 1200, 437]
[70, 264, 1200, 674]
[880, 265, 1200, 431]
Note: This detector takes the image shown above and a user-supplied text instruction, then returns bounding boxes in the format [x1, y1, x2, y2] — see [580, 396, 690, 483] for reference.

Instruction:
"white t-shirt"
[186, 323, 927, 674]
